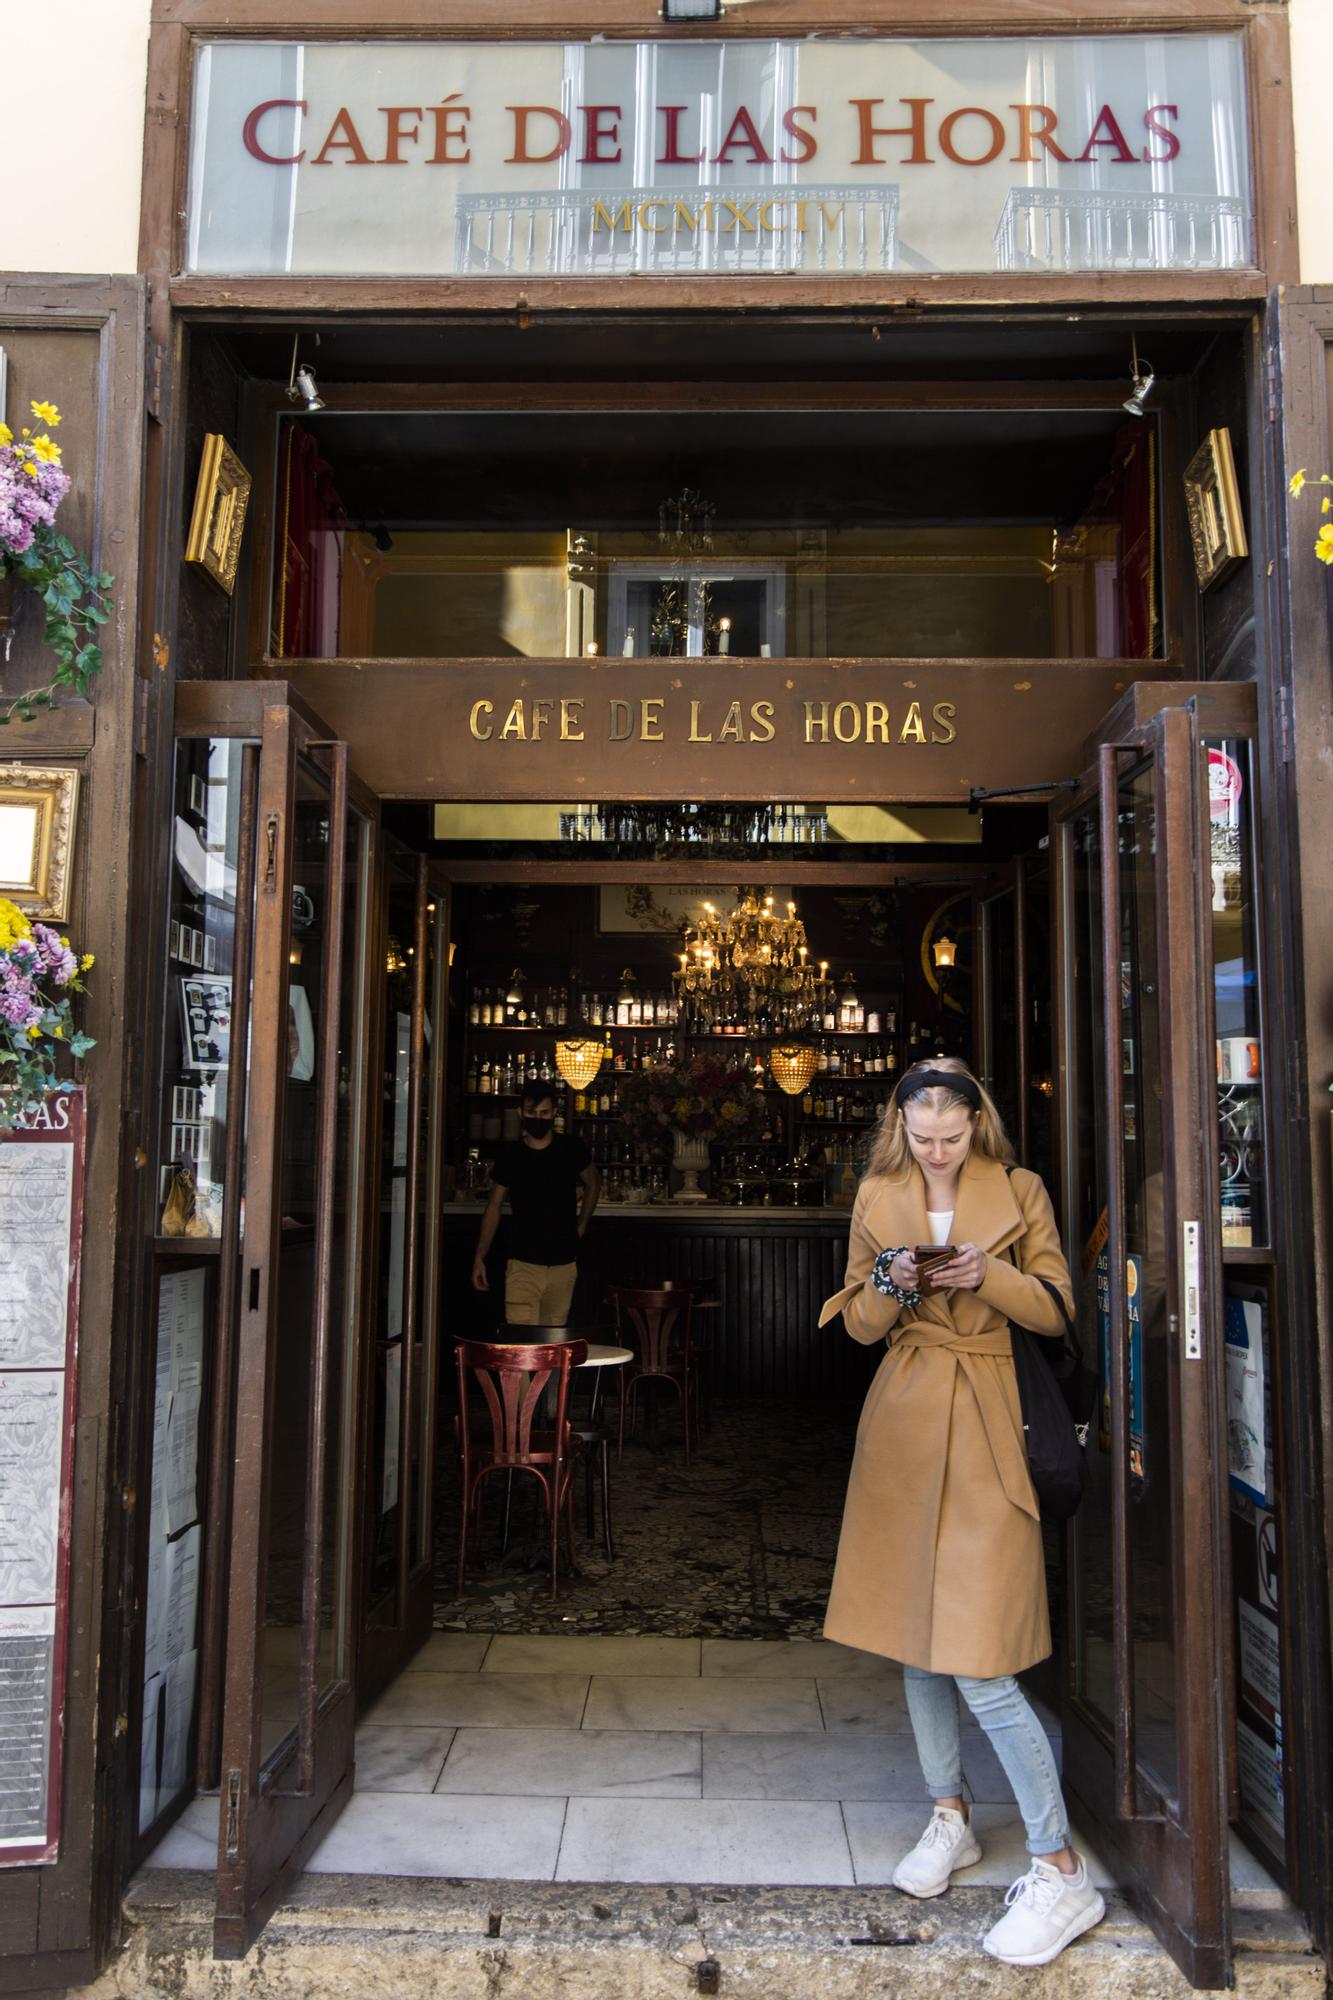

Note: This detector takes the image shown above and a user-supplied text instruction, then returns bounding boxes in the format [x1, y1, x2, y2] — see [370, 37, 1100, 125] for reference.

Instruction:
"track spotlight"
[1122, 334, 1155, 418]
[286, 334, 326, 412]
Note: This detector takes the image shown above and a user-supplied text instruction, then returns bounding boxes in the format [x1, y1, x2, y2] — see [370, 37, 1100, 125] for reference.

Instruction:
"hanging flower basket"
[0, 400, 114, 726]
[0, 897, 94, 1129]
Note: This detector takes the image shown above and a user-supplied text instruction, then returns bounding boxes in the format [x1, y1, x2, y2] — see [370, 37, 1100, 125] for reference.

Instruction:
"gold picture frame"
[185, 434, 252, 596]
[0, 763, 80, 920]
[1184, 428, 1248, 592]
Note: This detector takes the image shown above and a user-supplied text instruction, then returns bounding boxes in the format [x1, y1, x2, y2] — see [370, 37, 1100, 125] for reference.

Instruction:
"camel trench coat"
[821, 1151, 1075, 1679]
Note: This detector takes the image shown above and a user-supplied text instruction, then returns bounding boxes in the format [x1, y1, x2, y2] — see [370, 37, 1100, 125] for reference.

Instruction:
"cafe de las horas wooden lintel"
[280, 659, 1157, 803]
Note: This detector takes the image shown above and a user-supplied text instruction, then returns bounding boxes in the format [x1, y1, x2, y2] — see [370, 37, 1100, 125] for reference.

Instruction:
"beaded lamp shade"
[768, 1044, 819, 1096]
[554, 1037, 605, 1091]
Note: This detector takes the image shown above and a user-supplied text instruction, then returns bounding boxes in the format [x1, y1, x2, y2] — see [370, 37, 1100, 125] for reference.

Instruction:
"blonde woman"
[820, 1057, 1104, 1968]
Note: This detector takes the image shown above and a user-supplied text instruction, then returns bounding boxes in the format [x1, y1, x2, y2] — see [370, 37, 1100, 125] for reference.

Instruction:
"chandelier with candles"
[673, 889, 832, 1031]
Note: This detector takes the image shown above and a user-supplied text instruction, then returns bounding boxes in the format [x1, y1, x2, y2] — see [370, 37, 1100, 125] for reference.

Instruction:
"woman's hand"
[933, 1242, 987, 1291]
[889, 1250, 920, 1292]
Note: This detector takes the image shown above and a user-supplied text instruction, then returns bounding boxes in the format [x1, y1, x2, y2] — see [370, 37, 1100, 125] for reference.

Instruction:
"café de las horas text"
[467, 697, 959, 746]
[242, 96, 1184, 171]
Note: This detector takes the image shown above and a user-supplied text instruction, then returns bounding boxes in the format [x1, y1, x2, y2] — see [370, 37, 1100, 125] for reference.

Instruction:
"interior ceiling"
[213, 309, 1230, 386]
[288, 406, 1127, 528]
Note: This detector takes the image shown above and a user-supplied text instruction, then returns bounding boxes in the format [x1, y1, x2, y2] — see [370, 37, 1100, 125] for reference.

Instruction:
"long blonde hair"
[864, 1055, 1015, 1181]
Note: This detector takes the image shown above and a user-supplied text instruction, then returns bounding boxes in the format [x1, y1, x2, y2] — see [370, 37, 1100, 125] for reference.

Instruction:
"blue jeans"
[903, 1664, 1069, 1856]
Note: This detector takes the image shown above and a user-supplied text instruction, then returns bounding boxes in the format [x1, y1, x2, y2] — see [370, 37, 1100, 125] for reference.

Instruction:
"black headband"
[895, 1068, 983, 1112]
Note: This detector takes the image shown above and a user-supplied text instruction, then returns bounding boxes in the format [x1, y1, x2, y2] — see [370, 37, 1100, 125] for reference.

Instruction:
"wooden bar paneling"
[441, 1210, 878, 1400]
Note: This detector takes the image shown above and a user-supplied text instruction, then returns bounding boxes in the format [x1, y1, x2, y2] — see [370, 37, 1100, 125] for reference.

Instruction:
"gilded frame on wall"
[184, 433, 251, 595]
[1184, 427, 1249, 592]
[0, 763, 80, 921]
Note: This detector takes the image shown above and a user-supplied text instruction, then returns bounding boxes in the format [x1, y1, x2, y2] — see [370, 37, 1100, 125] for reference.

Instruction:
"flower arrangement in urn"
[0, 898, 94, 1128]
[618, 1053, 768, 1156]
[0, 400, 114, 725]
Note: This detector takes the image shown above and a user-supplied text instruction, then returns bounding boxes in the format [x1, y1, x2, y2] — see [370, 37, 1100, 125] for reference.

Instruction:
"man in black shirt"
[471, 1081, 600, 1325]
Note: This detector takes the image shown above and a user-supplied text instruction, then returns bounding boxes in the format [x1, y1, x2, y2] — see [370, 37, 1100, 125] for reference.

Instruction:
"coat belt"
[890, 1321, 1039, 1522]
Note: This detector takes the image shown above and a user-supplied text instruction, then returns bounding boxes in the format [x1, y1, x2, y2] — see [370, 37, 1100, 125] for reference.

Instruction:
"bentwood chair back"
[454, 1337, 586, 1599]
[500, 1323, 619, 1559]
[608, 1284, 696, 1462]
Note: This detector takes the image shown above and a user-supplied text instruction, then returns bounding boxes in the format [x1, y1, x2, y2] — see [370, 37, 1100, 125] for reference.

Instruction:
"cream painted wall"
[0, 0, 150, 275]
[1291, 0, 1333, 284]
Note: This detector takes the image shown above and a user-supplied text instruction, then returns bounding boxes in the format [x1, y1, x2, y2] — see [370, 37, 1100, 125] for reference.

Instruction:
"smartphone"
[914, 1245, 957, 1294]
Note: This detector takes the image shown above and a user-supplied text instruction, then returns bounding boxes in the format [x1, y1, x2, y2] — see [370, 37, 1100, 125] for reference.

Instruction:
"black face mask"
[521, 1115, 553, 1138]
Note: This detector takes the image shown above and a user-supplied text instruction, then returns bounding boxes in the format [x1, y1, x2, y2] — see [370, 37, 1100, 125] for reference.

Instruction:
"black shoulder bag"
[1001, 1185, 1098, 1523]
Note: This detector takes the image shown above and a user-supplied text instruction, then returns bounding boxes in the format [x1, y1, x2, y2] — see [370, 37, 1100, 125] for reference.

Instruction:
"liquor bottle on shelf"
[557, 985, 569, 1027]
[469, 988, 481, 1027]
[478, 1060, 492, 1096]
[598, 1072, 612, 1117]
[466, 1056, 479, 1093]
[802, 1085, 814, 1116]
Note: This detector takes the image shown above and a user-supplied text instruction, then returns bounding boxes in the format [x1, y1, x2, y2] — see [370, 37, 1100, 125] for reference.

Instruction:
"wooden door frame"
[1257, 287, 1333, 1963]
[0, 278, 149, 1996]
[1051, 683, 1254, 1986]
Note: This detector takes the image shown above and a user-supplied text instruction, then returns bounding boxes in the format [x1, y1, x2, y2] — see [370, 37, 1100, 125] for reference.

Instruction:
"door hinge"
[134, 677, 150, 760]
[1277, 684, 1294, 765]
[146, 342, 165, 425]
[224, 1769, 242, 1859]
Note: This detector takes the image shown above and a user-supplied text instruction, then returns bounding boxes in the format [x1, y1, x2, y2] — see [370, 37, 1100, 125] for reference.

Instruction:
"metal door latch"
[1181, 1221, 1202, 1360]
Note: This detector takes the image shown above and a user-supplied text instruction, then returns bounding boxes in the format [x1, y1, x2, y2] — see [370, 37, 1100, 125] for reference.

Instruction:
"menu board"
[0, 1093, 84, 1864]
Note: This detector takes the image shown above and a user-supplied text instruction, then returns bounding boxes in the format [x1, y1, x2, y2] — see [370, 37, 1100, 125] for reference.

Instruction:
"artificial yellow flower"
[29, 401, 60, 427]
[0, 898, 33, 949]
[1316, 525, 1333, 567]
[80, 953, 95, 971]
[21, 461, 38, 479]
[27, 1025, 41, 1040]
[29, 435, 61, 465]
[0, 423, 11, 448]
[1290, 468, 1308, 497]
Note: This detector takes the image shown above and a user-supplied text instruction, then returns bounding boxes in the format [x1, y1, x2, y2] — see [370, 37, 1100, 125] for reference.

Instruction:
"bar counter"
[442, 1202, 875, 1398]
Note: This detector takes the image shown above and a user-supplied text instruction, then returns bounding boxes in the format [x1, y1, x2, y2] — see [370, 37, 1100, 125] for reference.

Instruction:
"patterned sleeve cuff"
[870, 1246, 923, 1309]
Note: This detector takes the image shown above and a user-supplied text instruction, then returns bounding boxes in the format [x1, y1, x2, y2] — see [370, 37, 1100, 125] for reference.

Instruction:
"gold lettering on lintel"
[467, 695, 958, 745]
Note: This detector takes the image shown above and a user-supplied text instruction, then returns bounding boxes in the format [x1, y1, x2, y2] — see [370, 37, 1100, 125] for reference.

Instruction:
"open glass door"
[213, 708, 373, 1957]
[355, 848, 450, 1706]
[1053, 697, 1233, 1986]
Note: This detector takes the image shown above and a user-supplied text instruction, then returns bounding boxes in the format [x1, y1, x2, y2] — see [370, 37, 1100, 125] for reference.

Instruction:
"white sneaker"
[982, 1856, 1106, 1966]
[891, 1807, 983, 1898]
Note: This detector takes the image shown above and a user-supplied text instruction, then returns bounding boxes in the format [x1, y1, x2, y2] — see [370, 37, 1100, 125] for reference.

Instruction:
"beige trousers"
[504, 1258, 578, 1328]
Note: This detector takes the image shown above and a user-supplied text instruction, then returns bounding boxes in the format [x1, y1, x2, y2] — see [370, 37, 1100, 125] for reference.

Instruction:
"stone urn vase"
[671, 1129, 711, 1203]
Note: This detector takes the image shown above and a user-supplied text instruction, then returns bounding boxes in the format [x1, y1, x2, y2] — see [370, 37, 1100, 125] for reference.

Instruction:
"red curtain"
[274, 424, 347, 659]
[1083, 423, 1158, 659]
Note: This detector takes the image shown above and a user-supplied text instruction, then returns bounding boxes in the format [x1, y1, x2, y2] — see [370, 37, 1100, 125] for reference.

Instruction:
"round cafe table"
[572, 1344, 631, 1559]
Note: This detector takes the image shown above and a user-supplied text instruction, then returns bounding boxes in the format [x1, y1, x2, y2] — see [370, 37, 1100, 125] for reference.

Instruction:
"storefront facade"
[1, 0, 1331, 1991]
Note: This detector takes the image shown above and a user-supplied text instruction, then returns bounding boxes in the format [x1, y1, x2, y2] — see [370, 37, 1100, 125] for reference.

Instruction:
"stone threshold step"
[87, 1871, 1320, 2000]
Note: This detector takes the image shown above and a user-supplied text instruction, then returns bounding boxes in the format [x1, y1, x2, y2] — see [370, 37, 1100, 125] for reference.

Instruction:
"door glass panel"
[367, 859, 418, 1615]
[1023, 858, 1055, 1190]
[161, 737, 253, 1227]
[1067, 803, 1114, 1726]
[261, 759, 360, 1756]
[982, 889, 1018, 1141]
[1116, 758, 1176, 1800]
[1207, 739, 1266, 1249]
[318, 801, 369, 1694]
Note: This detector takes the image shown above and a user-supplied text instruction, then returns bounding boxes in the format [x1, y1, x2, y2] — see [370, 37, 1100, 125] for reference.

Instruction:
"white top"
[926, 1210, 955, 1245]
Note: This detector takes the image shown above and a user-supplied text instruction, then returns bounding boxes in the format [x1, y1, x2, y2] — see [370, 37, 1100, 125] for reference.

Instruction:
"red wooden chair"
[656, 1277, 719, 1436]
[608, 1285, 696, 1462]
[454, 1337, 586, 1600]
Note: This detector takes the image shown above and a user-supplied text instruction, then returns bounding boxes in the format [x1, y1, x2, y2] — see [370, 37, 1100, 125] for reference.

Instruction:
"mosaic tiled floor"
[432, 1394, 858, 1638]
